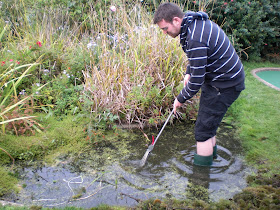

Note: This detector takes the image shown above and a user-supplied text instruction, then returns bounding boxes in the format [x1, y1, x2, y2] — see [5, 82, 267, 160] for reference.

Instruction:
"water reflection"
[16, 123, 254, 208]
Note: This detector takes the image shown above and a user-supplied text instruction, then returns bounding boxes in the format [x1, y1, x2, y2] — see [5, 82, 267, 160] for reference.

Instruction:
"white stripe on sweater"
[186, 47, 208, 52]
[214, 50, 235, 72]
[209, 34, 226, 58]
[188, 56, 208, 60]
[191, 73, 206, 78]
[207, 21, 213, 46]
[190, 65, 206, 69]
[231, 65, 243, 78]
[214, 26, 220, 47]
[191, 19, 197, 40]
[212, 58, 239, 81]
[189, 81, 204, 86]
[185, 85, 198, 92]
[200, 20, 205, 42]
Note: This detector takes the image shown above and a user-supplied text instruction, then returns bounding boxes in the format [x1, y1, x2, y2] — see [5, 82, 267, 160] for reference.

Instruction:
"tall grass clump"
[82, 2, 189, 127]
[1, 0, 201, 130]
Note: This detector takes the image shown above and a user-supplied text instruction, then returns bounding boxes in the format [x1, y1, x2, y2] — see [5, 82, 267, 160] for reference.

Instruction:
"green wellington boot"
[213, 145, 217, 159]
[194, 153, 213, 166]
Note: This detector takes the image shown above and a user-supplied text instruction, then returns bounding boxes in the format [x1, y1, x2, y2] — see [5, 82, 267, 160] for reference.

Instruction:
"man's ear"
[172, 17, 182, 26]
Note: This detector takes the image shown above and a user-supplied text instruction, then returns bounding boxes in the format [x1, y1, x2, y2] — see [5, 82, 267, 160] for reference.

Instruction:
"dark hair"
[153, 2, 185, 24]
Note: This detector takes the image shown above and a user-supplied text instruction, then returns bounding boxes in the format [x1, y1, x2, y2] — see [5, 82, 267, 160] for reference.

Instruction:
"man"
[154, 3, 245, 166]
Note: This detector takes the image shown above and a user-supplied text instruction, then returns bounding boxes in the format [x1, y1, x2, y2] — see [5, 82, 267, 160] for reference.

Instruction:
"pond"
[14, 123, 253, 208]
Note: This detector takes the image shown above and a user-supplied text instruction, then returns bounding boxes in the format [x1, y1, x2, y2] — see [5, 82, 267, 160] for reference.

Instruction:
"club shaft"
[153, 109, 173, 145]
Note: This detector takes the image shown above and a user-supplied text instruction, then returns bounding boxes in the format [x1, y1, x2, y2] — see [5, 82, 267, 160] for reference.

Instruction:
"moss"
[30, 206, 42, 210]
[0, 115, 88, 164]
[137, 199, 167, 210]
[0, 166, 19, 197]
[247, 173, 280, 187]
[89, 204, 125, 210]
[212, 199, 238, 210]
[185, 182, 210, 202]
[233, 185, 280, 209]
[190, 199, 210, 209]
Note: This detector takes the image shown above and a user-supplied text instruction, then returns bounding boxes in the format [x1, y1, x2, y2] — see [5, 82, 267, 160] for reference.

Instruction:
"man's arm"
[177, 41, 207, 103]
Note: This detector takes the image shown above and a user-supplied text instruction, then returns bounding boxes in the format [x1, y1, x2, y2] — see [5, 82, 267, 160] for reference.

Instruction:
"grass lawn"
[230, 61, 280, 176]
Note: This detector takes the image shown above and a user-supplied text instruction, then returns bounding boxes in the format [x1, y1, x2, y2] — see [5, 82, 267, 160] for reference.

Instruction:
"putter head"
[139, 145, 154, 167]
[139, 150, 149, 167]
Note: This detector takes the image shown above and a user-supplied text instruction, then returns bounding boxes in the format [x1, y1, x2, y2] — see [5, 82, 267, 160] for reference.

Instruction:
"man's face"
[157, 18, 181, 38]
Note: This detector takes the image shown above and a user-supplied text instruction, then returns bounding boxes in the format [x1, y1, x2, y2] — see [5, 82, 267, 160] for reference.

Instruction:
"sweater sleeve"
[185, 64, 191, 75]
[177, 41, 208, 103]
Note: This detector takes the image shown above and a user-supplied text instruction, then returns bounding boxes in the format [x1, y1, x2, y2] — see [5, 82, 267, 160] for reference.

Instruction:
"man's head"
[153, 2, 184, 38]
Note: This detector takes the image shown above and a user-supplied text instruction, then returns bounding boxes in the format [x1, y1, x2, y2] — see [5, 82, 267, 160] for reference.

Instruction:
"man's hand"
[173, 98, 183, 114]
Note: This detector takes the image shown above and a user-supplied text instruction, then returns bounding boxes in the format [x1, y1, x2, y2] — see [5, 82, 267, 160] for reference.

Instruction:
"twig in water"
[72, 184, 109, 201]
[120, 192, 142, 203]
[86, 173, 104, 189]
[63, 175, 83, 195]
[32, 199, 57, 202]
[139, 128, 149, 142]
[34, 175, 110, 207]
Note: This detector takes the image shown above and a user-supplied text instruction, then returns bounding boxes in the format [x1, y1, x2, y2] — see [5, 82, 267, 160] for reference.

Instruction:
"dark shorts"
[195, 83, 244, 142]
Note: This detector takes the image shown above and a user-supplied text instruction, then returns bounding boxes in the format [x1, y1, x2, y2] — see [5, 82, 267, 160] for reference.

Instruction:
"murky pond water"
[15, 123, 254, 208]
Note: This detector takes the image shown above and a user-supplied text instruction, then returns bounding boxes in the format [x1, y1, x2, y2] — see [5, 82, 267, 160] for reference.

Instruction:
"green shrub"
[208, 0, 279, 61]
[35, 74, 83, 117]
[143, 0, 279, 61]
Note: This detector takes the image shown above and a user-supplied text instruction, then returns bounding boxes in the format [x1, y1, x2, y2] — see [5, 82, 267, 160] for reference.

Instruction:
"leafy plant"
[85, 109, 119, 145]
[35, 72, 83, 117]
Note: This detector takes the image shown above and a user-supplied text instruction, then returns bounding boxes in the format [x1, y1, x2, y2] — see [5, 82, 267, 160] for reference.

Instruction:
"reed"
[82, 2, 188, 126]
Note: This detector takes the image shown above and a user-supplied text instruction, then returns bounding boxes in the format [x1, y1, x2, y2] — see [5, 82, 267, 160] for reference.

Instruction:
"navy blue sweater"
[177, 11, 245, 103]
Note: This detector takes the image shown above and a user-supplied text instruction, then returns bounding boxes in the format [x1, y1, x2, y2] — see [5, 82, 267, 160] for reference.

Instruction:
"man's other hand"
[173, 98, 183, 114]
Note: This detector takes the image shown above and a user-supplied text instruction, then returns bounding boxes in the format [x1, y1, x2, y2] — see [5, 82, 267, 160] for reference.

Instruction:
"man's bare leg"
[194, 137, 215, 166]
[212, 136, 216, 146]
[196, 136, 216, 156]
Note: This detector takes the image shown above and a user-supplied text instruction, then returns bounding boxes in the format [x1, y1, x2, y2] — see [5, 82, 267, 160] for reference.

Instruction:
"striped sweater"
[177, 11, 245, 103]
